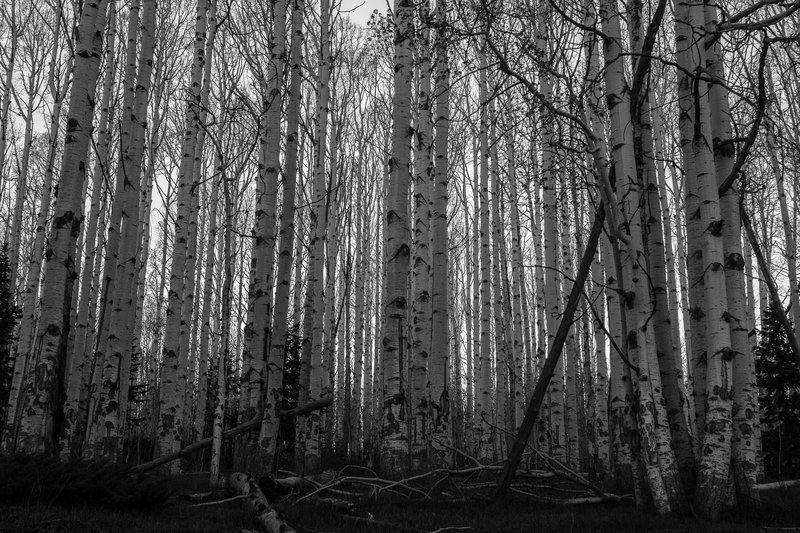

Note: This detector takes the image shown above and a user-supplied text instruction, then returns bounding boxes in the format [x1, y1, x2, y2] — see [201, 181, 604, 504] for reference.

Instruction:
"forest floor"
[3, 483, 800, 533]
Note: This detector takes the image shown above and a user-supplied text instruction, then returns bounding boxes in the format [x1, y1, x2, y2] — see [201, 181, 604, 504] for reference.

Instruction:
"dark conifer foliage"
[0, 243, 21, 424]
[756, 305, 800, 479]
[0, 455, 172, 510]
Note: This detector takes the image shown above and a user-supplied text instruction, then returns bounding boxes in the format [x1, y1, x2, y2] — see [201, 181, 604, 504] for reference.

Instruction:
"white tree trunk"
[428, 0, 451, 466]
[14, 0, 110, 455]
[476, 50, 494, 462]
[409, 0, 433, 472]
[158, 0, 209, 468]
[258, 0, 304, 475]
[379, 0, 414, 475]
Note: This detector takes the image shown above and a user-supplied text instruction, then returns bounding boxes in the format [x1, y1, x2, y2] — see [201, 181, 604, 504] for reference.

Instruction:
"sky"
[339, 0, 385, 26]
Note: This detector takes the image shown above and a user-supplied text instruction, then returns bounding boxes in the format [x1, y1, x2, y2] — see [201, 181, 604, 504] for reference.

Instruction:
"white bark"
[158, 0, 209, 467]
[258, 0, 303, 475]
[409, 0, 433, 472]
[428, 0, 451, 466]
[15, 0, 110, 455]
[379, 0, 414, 475]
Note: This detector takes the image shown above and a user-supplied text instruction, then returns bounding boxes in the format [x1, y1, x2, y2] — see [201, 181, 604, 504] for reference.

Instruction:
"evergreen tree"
[0, 242, 22, 430]
[755, 304, 800, 479]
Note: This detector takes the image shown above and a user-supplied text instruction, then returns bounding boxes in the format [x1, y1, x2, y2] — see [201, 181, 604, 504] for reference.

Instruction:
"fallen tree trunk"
[131, 397, 332, 474]
[229, 472, 296, 533]
[753, 479, 800, 491]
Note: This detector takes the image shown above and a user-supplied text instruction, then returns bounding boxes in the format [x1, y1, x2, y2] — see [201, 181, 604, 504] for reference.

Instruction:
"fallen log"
[511, 487, 631, 504]
[229, 472, 296, 533]
[131, 397, 332, 474]
[753, 479, 800, 491]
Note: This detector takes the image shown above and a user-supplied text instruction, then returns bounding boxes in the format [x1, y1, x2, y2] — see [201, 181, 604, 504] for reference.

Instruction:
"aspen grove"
[1, 0, 800, 523]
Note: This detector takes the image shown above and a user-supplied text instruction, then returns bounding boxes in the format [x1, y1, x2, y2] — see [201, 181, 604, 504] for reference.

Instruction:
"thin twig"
[189, 494, 248, 507]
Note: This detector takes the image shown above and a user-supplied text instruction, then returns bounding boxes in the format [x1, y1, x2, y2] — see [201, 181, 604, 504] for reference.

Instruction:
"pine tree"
[755, 305, 800, 479]
[0, 243, 21, 427]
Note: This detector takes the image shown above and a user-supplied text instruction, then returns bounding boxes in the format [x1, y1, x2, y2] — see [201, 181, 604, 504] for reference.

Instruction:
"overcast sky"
[339, 0, 386, 26]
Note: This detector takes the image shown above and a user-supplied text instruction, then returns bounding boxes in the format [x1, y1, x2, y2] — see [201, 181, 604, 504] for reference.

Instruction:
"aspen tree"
[529, 165, 548, 452]
[582, 28, 612, 477]
[498, 185, 519, 435]
[91, 0, 143, 386]
[240, 0, 289, 458]
[470, 134, 480, 449]
[564, 171, 588, 472]
[379, 0, 414, 474]
[653, 108, 693, 433]
[561, 185, 579, 469]
[476, 49, 494, 462]
[600, 0, 684, 513]
[129, 37, 173, 439]
[488, 100, 509, 450]
[259, 0, 304, 474]
[321, 124, 340, 453]
[673, 4, 709, 454]
[590, 241, 609, 477]
[410, 0, 433, 472]
[628, 0, 695, 487]
[298, 0, 332, 474]
[0, 0, 17, 203]
[581, 71, 642, 500]
[705, 2, 758, 495]
[766, 119, 799, 330]
[159, 0, 208, 465]
[60, 3, 114, 451]
[507, 135, 531, 427]
[179, 0, 218, 439]
[361, 213, 374, 452]
[14, 0, 110, 454]
[675, 0, 733, 517]
[87, 0, 157, 461]
[210, 158, 234, 489]
[535, 0, 566, 463]
[7, 16, 48, 296]
[428, 0, 451, 465]
[195, 170, 220, 442]
[351, 192, 365, 458]
[2, 1, 72, 453]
